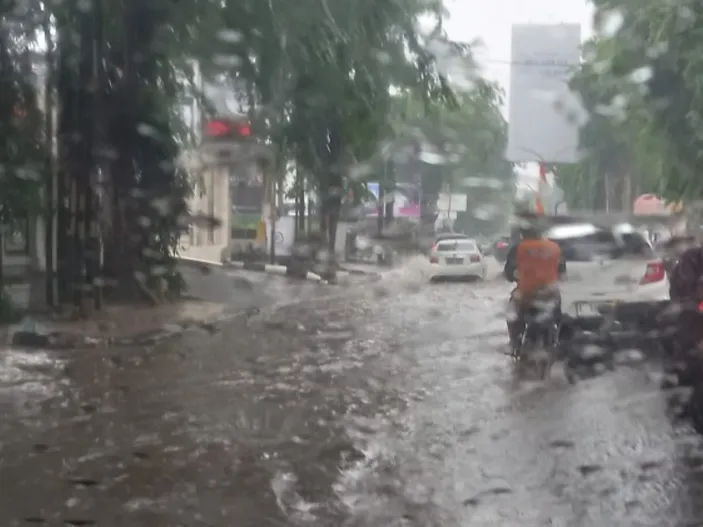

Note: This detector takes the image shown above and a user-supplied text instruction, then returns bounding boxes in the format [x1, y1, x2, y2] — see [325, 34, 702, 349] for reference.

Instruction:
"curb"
[7, 264, 383, 352]
[9, 306, 260, 351]
[226, 259, 330, 283]
[178, 256, 329, 283]
[178, 255, 385, 281]
[7, 259, 389, 351]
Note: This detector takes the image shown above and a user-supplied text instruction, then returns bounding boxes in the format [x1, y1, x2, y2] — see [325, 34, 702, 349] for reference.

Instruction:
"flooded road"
[1, 266, 703, 526]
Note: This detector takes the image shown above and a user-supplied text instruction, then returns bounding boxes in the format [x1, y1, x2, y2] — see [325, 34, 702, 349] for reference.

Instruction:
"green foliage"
[387, 80, 513, 232]
[190, 0, 467, 212]
[2, 0, 515, 302]
[558, 36, 666, 208]
[0, 4, 43, 230]
[565, 1, 703, 205]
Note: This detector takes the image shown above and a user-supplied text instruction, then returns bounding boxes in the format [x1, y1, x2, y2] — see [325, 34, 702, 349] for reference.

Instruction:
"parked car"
[428, 237, 487, 281]
[546, 221, 668, 334]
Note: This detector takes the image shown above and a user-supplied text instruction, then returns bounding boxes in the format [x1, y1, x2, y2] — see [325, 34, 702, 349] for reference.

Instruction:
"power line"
[476, 58, 581, 67]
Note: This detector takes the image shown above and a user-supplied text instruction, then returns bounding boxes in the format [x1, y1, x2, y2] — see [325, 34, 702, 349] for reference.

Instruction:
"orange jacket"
[515, 239, 562, 297]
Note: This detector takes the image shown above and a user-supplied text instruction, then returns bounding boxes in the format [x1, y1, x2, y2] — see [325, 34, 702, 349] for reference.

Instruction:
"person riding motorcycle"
[666, 236, 703, 353]
[503, 226, 566, 352]
[663, 236, 703, 431]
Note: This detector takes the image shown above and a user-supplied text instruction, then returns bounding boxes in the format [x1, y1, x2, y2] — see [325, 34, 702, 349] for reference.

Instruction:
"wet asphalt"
[1, 260, 703, 526]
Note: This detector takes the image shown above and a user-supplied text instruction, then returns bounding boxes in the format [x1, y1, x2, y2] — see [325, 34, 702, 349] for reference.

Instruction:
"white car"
[428, 237, 487, 280]
[547, 222, 668, 327]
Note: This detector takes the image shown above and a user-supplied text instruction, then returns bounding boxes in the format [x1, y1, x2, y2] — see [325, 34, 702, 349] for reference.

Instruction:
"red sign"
[633, 194, 667, 215]
[204, 118, 251, 139]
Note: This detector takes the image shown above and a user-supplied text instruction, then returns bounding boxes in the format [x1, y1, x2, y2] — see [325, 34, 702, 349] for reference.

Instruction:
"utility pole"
[269, 177, 277, 264]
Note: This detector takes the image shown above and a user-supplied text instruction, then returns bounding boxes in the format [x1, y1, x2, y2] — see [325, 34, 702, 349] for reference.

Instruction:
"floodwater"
[1, 261, 702, 526]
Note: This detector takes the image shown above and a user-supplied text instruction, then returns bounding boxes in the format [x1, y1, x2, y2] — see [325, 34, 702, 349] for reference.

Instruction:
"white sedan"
[547, 222, 669, 328]
[428, 238, 487, 280]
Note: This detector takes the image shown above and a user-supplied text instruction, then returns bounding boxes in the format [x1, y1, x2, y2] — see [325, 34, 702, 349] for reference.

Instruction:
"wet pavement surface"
[179, 264, 340, 311]
[2, 261, 703, 526]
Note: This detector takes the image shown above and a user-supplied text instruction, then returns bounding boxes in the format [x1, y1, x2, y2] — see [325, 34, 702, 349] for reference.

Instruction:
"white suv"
[547, 222, 669, 328]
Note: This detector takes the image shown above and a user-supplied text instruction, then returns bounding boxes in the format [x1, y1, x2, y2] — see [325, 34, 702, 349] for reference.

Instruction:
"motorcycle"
[514, 305, 559, 379]
[563, 300, 671, 384]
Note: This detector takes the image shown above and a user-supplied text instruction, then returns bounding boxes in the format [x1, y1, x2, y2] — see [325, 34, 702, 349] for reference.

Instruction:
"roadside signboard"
[506, 24, 584, 163]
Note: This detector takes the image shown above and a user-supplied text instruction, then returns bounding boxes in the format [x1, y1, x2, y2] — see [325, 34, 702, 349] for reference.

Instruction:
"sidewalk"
[3, 263, 345, 349]
[3, 266, 267, 349]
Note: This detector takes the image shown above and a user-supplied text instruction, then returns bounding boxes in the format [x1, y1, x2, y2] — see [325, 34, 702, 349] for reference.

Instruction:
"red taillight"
[496, 241, 507, 249]
[429, 256, 439, 264]
[698, 301, 703, 313]
[205, 119, 251, 138]
[641, 261, 665, 284]
[206, 120, 232, 136]
[470, 255, 480, 262]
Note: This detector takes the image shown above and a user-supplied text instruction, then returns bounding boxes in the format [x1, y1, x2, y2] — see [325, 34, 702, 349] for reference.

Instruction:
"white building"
[176, 64, 273, 263]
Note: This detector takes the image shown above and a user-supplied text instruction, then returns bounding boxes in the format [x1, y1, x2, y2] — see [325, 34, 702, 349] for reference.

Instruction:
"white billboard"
[436, 193, 468, 212]
[506, 24, 585, 163]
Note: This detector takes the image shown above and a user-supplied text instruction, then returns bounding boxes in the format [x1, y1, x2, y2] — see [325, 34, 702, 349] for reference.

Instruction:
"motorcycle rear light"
[496, 241, 507, 249]
[641, 261, 665, 284]
[429, 256, 439, 264]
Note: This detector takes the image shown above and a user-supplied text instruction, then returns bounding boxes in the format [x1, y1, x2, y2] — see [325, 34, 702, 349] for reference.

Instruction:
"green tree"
[557, 36, 669, 210]
[581, 0, 703, 202]
[51, 0, 192, 309]
[387, 81, 513, 234]
[0, 1, 44, 314]
[192, 0, 462, 264]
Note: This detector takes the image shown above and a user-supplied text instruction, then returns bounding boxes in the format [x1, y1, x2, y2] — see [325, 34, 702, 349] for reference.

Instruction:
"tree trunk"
[385, 159, 395, 225]
[604, 171, 611, 212]
[298, 171, 306, 233]
[42, 13, 57, 308]
[89, 0, 105, 310]
[377, 186, 384, 236]
[269, 178, 276, 264]
[293, 174, 299, 237]
[447, 188, 453, 229]
[621, 169, 632, 212]
[0, 230, 4, 296]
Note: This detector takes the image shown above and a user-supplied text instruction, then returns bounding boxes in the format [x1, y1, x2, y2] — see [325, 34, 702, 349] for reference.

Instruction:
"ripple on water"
[0, 348, 67, 409]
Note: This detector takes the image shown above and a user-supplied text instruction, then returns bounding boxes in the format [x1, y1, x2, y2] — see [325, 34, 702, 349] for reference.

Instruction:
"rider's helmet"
[519, 224, 542, 240]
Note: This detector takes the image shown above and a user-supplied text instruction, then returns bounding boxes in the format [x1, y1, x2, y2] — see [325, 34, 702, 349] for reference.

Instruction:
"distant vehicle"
[428, 237, 487, 281]
[546, 221, 668, 334]
[492, 235, 512, 262]
[433, 232, 470, 244]
[475, 236, 491, 255]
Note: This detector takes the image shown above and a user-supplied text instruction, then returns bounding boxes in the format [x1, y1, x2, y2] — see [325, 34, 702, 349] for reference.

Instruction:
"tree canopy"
[0, 0, 512, 310]
[559, 1, 703, 209]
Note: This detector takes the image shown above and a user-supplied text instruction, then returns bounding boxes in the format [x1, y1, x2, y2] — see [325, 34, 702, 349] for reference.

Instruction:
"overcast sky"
[445, 0, 594, 105]
[442, 0, 594, 179]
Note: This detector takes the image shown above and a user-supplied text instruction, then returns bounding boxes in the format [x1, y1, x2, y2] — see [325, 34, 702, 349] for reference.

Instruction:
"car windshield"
[436, 240, 477, 252]
[546, 223, 650, 262]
